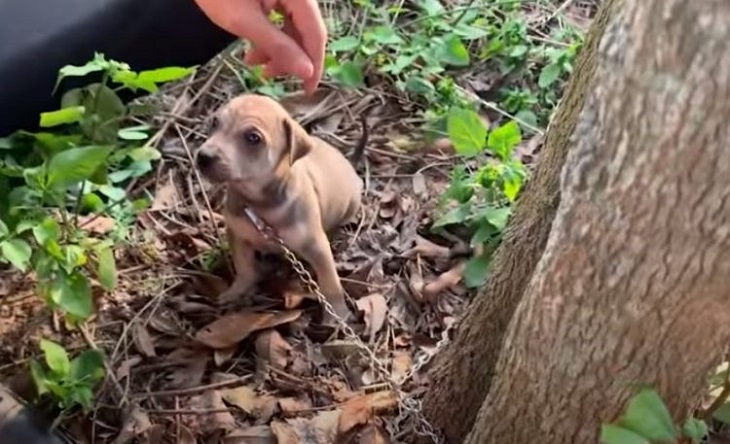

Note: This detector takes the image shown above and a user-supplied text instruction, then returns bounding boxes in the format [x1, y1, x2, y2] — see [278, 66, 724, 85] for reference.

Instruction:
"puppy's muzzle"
[195, 148, 217, 171]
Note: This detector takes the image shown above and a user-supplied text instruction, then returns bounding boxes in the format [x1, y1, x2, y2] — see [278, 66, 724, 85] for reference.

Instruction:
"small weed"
[0, 52, 195, 409]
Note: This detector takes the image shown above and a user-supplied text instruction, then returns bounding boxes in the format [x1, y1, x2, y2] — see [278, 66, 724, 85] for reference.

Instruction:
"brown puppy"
[195, 93, 363, 324]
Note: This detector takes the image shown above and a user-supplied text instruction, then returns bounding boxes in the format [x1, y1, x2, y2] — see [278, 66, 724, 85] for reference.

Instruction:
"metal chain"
[243, 208, 450, 443]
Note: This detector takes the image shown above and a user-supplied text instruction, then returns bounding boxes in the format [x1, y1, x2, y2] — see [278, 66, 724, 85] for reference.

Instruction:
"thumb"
[238, 10, 313, 79]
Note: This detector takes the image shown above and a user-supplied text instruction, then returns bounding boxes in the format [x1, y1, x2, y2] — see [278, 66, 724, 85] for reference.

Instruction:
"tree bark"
[420, 1, 621, 442]
[464, 1, 730, 443]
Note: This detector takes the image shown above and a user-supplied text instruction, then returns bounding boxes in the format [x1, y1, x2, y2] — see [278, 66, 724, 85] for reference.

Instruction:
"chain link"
[243, 208, 450, 443]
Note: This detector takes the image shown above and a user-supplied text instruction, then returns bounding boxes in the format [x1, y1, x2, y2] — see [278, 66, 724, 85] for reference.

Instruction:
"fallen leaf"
[278, 396, 313, 414]
[78, 215, 116, 235]
[407, 263, 425, 302]
[147, 308, 184, 336]
[116, 356, 143, 381]
[219, 386, 258, 414]
[166, 354, 208, 389]
[195, 309, 303, 349]
[411, 173, 427, 197]
[178, 426, 196, 444]
[112, 406, 152, 444]
[255, 329, 292, 370]
[355, 293, 388, 339]
[359, 424, 390, 444]
[192, 273, 230, 300]
[132, 323, 157, 358]
[284, 410, 342, 444]
[151, 175, 179, 211]
[214, 347, 237, 366]
[225, 426, 276, 444]
[391, 352, 412, 381]
[186, 390, 236, 434]
[422, 261, 467, 303]
[270, 420, 300, 444]
[401, 236, 451, 260]
[338, 391, 398, 435]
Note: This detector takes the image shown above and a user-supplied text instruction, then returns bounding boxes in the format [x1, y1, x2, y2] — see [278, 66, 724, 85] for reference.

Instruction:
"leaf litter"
[0, 2, 599, 440]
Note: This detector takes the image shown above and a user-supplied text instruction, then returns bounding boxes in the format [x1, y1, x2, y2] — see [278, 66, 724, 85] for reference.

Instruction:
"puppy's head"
[195, 94, 313, 185]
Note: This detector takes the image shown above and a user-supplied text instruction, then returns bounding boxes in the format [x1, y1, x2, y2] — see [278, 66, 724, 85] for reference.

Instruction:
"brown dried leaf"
[283, 410, 342, 444]
[278, 396, 312, 414]
[402, 236, 451, 260]
[422, 261, 467, 303]
[78, 215, 117, 235]
[355, 293, 388, 339]
[192, 273, 230, 300]
[219, 386, 258, 414]
[151, 176, 179, 211]
[214, 347, 237, 366]
[116, 356, 143, 381]
[195, 309, 303, 349]
[270, 420, 300, 444]
[407, 263, 425, 302]
[112, 406, 151, 444]
[359, 424, 390, 444]
[411, 173, 427, 197]
[132, 323, 156, 358]
[166, 356, 208, 389]
[254, 329, 292, 370]
[187, 390, 236, 434]
[147, 308, 184, 336]
[391, 352, 412, 381]
[338, 391, 398, 435]
[224, 426, 276, 444]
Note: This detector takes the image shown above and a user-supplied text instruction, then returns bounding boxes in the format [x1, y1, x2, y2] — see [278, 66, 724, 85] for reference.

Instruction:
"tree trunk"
[420, 1, 621, 442]
[464, 1, 730, 443]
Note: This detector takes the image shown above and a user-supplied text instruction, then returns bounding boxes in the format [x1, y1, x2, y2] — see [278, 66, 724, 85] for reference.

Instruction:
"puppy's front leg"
[219, 229, 260, 305]
[287, 229, 351, 325]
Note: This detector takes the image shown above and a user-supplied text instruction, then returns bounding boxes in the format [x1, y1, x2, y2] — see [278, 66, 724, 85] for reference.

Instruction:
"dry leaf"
[132, 323, 156, 358]
[225, 426, 276, 444]
[166, 355, 208, 389]
[278, 396, 313, 414]
[255, 329, 292, 369]
[407, 263, 425, 302]
[187, 390, 236, 434]
[411, 173, 427, 197]
[338, 391, 398, 435]
[402, 236, 451, 260]
[151, 176, 179, 211]
[359, 424, 390, 444]
[178, 426, 196, 444]
[147, 308, 184, 336]
[219, 386, 258, 414]
[195, 309, 303, 349]
[78, 215, 116, 235]
[112, 406, 152, 444]
[116, 356, 143, 381]
[391, 352, 412, 381]
[270, 420, 300, 444]
[283, 410, 342, 444]
[214, 347, 237, 366]
[422, 261, 467, 303]
[355, 294, 388, 339]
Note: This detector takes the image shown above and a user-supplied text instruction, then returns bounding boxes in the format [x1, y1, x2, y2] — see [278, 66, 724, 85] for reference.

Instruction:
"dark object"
[0, 0, 236, 137]
[0, 384, 69, 444]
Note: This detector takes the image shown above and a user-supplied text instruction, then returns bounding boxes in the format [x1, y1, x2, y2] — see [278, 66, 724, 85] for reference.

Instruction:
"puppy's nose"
[196, 149, 217, 170]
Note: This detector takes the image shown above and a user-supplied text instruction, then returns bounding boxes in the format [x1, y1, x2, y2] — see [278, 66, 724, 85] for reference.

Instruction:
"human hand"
[194, 0, 327, 94]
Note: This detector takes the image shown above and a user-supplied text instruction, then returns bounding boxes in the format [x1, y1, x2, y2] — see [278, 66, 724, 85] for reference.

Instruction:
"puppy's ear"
[282, 117, 313, 165]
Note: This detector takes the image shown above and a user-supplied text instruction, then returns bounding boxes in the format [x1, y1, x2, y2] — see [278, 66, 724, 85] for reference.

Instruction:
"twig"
[702, 364, 730, 420]
[147, 408, 232, 415]
[79, 324, 127, 405]
[133, 374, 253, 398]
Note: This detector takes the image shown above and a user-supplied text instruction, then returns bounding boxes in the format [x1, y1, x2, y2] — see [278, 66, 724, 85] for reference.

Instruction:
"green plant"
[601, 388, 708, 444]
[30, 339, 105, 411]
[432, 106, 527, 288]
[0, 53, 194, 409]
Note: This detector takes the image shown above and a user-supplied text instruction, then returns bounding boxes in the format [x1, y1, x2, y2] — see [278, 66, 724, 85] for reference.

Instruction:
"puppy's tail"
[349, 113, 370, 166]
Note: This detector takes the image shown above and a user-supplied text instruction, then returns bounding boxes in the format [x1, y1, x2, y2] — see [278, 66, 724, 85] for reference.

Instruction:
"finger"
[280, 0, 327, 93]
[243, 46, 269, 66]
[244, 14, 314, 80]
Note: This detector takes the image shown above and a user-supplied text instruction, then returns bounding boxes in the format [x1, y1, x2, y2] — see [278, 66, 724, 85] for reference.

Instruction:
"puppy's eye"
[244, 130, 262, 145]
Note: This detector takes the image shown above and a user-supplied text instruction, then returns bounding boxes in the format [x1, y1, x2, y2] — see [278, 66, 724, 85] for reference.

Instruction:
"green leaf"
[30, 360, 49, 396]
[39, 107, 85, 128]
[471, 222, 497, 246]
[33, 217, 60, 247]
[127, 146, 161, 162]
[481, 206, 512, 231]
[78, 84, 126, 144]
[96, 246, 117, 291]
[1, 238, 32, 272]
[404, 77, 436, 96]
[366, 26, 402, 45]
[509, 44, 528, 58]
[70, 349, 105, 384]
[419, 0, 444, 16]
[40, 339, 71, 376]
[682, 418, 707, 443]
[55, 61, 105, 92]
[538, 62, 562, 89]
[433, 203, 471, 228]
[436, 35, 470, 67]
[464, 254, 490, 288]
[600, 425, 650, 444]
[447, 107, 487, 157]
[137, 66, 195, 85]
[333, 62, 364, 88]
[487, 121, 522, 161]
[0, 219, 8, 237]
[47, 146, 113, 188]
[712, 402, 730, 425]
[117, 128, 149, 141]
[514, 109, 539, 131]
[618, 388, 677, 442]
[329, 36, 360, 52]
[48, 270, 93, 320]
